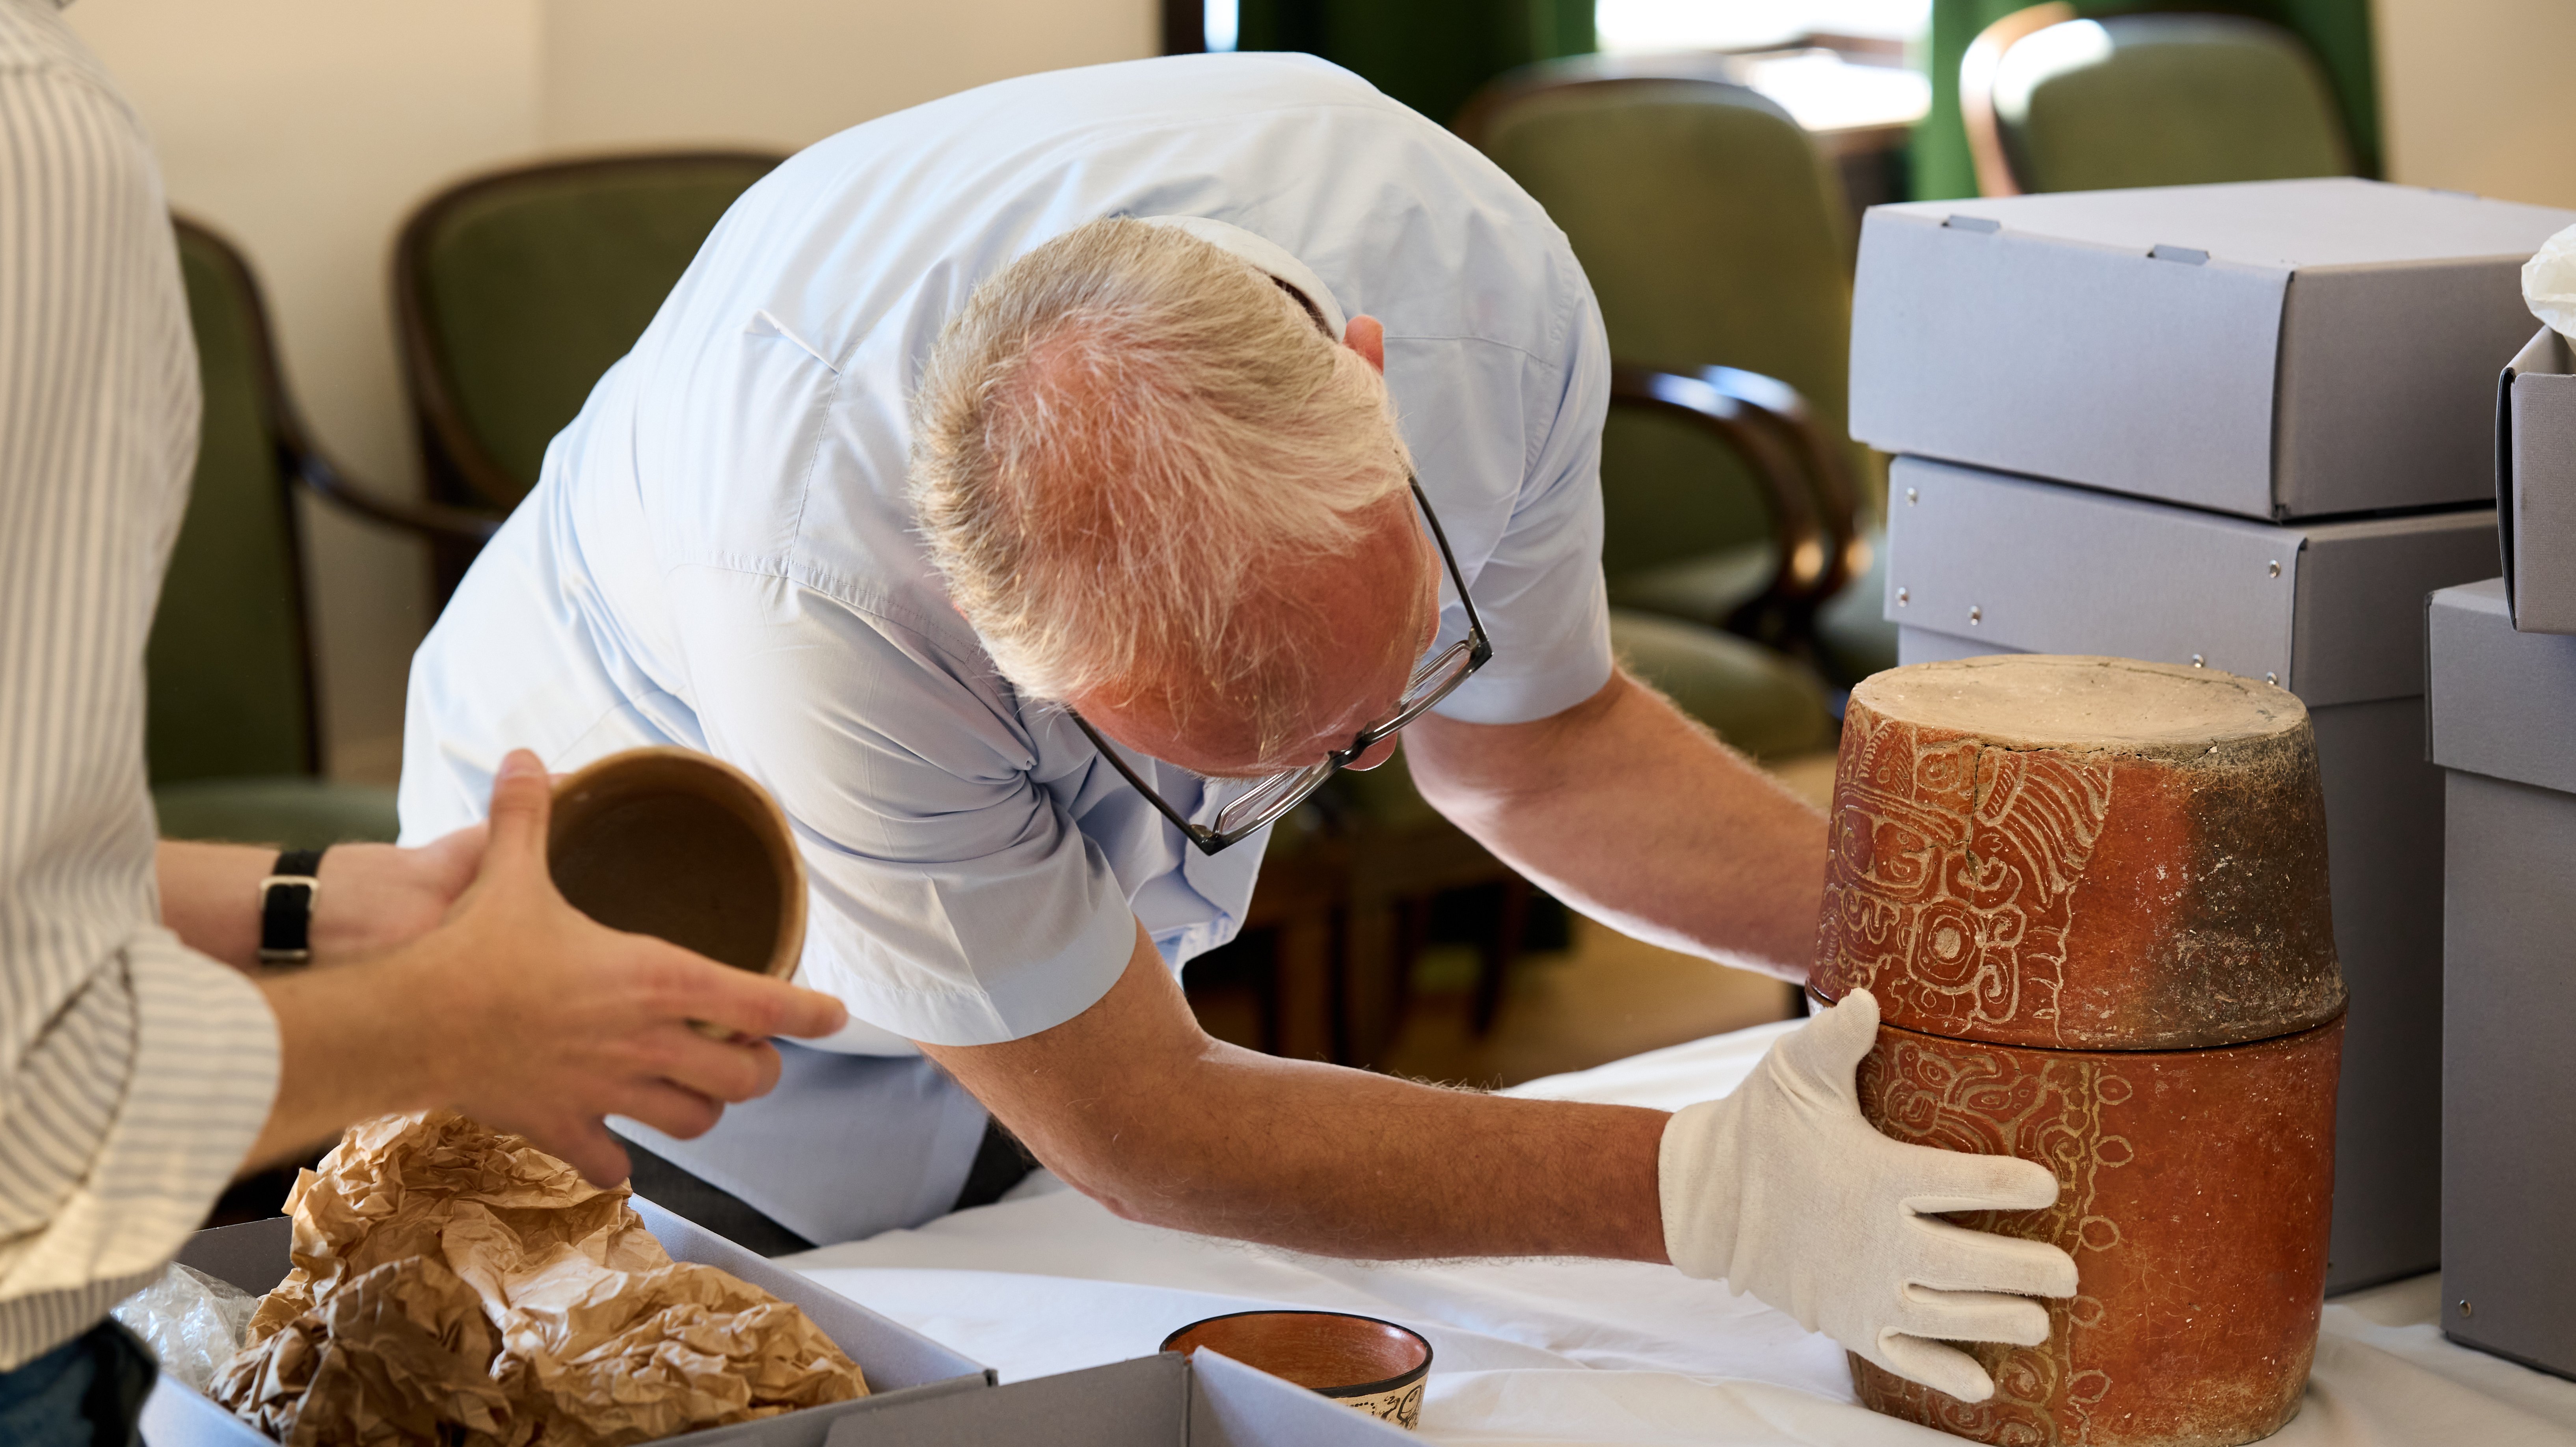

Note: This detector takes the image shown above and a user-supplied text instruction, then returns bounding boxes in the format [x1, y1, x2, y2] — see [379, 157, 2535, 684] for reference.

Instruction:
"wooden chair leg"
[1250, 927, 1284, 1058]
[1470, 876, 1533, 1037]
[1274, 905, 1338, 1062]
[1391, 895, 1432, 1032]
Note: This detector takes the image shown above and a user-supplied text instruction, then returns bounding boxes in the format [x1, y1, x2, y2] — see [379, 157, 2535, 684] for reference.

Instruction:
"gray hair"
[909, 218, 1411, 747]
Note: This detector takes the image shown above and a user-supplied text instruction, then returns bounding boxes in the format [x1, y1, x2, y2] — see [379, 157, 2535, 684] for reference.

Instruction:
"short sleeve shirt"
[398, 52, 1614, 1050]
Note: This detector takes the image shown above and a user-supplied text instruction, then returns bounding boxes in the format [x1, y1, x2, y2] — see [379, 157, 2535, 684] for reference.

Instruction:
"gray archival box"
[2427, 579, 2576, 1380]
[1882, 456, 2503, 1292]
[1852, 178, 2573, 521]
[823, 1350, 1416, 1447]
[2496, 326, 2576, 633]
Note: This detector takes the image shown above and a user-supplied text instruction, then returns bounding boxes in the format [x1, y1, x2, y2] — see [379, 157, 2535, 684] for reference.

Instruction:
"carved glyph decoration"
[1343, 1380, 1424, 1429]
[1820, 710, 2116, 1043]
[1854, 1036, 2135, 1447]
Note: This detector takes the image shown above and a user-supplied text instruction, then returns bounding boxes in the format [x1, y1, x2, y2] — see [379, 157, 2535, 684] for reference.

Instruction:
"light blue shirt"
[400, 53, 1613, 1064]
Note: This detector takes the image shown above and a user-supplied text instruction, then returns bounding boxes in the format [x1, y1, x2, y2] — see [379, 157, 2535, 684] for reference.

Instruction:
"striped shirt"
[0, 0, 280, 1371]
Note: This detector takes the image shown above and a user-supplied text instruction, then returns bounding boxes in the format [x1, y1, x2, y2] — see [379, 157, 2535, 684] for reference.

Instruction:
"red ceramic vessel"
[1816, 657, 2348, 1446]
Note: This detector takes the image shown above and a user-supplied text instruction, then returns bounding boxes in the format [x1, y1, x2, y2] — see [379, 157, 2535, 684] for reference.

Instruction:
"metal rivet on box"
[1896, 587, 1909, 606]
[1906, 488, 1919, 505]
[2460, 1300, 2474, 1318]
[2268, 560, 2282, 578]
[2191, 654, 2205, 667]
[2266, 672, 2279, 685]
[1967, 605, 1982, 625]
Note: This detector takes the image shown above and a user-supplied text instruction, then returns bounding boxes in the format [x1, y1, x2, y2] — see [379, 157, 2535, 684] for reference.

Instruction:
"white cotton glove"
[1659, 989, 2078, 1402]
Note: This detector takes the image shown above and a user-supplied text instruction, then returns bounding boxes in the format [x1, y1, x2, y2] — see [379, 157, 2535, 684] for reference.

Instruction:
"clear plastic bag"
[112, 1261, 261, 1394]
[2524, 222, 2576, 344]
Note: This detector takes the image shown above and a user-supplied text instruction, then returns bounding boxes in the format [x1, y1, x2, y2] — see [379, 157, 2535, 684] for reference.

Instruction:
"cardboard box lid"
[145, 1198, 989, 1447]
[1852, 179, 2574, 521]
[1884, 456, 2500, 707]
[2428, 578, 2576, 793]
[2498, 324, 2576, 632]
[823, 1351, 1415, 1447]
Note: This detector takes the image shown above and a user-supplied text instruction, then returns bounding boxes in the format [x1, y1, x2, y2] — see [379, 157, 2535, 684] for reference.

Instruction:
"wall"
[2377, 0, 2576, 210]
[65, 0, 1156, 783]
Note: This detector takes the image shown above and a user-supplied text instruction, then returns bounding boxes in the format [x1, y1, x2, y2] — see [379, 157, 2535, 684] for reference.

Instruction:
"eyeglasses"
[1068, 476, 1493, 856]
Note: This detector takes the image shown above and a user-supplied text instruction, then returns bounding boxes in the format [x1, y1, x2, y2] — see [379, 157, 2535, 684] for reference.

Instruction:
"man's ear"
[1343, 314, 1385, 374]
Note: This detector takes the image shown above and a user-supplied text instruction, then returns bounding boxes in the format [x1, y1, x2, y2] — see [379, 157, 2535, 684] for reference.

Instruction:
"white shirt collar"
[1135, 215, 1349, 341]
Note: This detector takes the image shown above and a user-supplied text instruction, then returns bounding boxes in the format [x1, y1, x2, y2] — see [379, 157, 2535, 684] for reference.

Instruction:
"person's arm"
[158, 830, 483, 972]
[926, 923, 1670, 1260]
[1403, 668, 1826, 983]
[927, 918, 2071, 1403]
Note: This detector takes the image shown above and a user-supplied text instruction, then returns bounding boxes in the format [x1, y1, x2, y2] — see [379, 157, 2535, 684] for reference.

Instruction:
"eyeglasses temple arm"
[1409, 475, 1490, 657]
[1065, 709, 1223, 849]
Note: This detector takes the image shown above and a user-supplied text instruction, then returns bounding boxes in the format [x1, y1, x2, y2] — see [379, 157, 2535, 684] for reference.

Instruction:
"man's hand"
[307, 826, 484, 962]
[1659, 989, 2077, 1401]
[250, 750, 849, 1184]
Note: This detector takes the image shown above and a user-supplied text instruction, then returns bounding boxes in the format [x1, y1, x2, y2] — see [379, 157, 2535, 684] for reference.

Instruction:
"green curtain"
[1913, 0, 2380, 200]
[1235, 0, 1594, 125]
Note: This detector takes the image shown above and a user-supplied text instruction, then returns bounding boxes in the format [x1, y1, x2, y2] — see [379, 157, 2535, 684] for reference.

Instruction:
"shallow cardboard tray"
[1851, 177, 2574, 521]
[822, 1349, 1416, 1446]
[138, 1198, 992, 1447]
[2495, 326, 2576, 633]
[1882, 456, 2504, 1292]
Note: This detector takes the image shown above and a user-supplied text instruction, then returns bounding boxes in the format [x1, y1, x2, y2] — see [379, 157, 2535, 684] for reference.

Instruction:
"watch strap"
[257, 847, 326, 966]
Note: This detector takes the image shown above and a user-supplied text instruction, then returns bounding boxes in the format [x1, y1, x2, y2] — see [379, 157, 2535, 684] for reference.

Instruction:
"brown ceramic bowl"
[1161, 1310, 1431, 1430]
[547, 747, 806, 981]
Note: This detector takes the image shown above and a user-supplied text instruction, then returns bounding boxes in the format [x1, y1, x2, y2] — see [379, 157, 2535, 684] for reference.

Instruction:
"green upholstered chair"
[1963, 4, 2353, 196]
[394, 151, 782, 600]
[1456, 60, 1897, 690]
[1604, 608, 1832, 760]
[154, 219, 497, 849]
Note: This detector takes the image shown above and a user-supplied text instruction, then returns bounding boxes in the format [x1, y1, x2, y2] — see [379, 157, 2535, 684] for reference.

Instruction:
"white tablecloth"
[785, 1021, 2576, 1445]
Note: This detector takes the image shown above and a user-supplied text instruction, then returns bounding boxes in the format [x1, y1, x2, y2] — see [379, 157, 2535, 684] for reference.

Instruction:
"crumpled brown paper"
[213, 1111, 866, 1446]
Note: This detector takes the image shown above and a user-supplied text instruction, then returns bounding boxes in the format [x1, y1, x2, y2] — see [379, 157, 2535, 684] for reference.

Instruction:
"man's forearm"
[1406, 669, 1828, 981]
[1096, 1049, 1669, 1260]
[929, 929, 1670, 1262]
[248, 955, 450, 1168]
[158, 835, 482, 972]
[156, 840, 272, 970]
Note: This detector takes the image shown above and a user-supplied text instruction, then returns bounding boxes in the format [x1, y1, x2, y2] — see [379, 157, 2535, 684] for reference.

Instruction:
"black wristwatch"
[257, 848, 326, 967]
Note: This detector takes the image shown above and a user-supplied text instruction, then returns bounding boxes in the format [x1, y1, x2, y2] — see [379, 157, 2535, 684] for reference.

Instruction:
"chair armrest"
[290, 448, 501, 546]
[1607, 364, 1853, 618]
[1695, 365, 1863, 596]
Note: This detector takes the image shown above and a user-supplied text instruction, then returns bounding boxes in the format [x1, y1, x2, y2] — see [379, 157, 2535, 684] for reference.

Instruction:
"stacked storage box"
[1850, 177, 2576, 1292]
[2427, 579, 2576, 1379]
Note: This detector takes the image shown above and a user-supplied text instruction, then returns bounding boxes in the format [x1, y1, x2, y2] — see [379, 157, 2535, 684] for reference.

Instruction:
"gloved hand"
[1660, 988, 2077, 1401]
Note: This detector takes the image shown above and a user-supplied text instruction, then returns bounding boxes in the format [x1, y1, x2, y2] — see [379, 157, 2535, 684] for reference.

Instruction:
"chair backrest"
[150, 218, 320, 785]
[1966, 6, 2353, 196]
[1457, 63, 1856, 581]
[395, 151, 783, 511]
